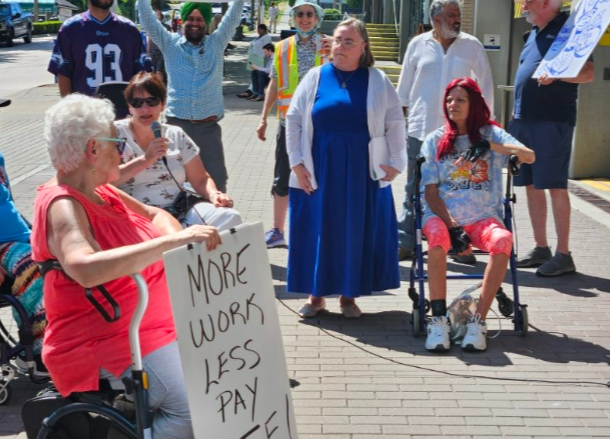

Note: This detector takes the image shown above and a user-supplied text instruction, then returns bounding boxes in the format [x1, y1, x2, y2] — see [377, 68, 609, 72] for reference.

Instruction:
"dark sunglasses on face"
[130, 97, 162, 108]
[296, 11, 315, 18]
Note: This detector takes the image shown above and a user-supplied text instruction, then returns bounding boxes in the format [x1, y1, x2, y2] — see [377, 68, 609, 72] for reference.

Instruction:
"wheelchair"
[0, 277, 50, 405]
[408, 155, 529, 338]
[94, 81, 130, 120]
[26, 274, 153, 439]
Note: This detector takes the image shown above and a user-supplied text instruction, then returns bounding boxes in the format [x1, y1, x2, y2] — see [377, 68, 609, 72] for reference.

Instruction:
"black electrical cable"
[276, 298, 610, 390]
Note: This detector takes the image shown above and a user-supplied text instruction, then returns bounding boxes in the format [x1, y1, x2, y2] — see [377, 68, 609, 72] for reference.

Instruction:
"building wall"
[472, 0, 514, 120]
[460, 0, 474, 35]
[571, 45, 610, 178]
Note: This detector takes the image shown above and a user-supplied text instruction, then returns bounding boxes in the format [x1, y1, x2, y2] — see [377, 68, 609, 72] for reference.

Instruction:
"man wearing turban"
[138, 0, 245, 193]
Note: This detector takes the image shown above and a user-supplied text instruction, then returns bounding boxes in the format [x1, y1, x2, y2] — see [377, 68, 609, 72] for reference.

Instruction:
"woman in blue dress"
[286, 19, 407, 318]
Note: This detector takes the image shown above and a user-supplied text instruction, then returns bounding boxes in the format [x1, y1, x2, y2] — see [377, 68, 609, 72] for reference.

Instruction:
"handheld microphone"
[150, 121, 167, 166]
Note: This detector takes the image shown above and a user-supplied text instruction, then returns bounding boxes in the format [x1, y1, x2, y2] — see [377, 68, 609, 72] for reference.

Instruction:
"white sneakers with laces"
[425, 313, 488, 352]
[461, 314, 488, 351]
[425, 316, 451, 352]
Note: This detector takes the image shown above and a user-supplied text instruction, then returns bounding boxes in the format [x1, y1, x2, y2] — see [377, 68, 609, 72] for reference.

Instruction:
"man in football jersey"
[48, 0, 149, 98]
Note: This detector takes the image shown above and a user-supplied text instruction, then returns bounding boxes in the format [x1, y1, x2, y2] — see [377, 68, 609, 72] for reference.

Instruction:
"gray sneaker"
[536, 252, 576, 277]
[517, 246, 552, 268]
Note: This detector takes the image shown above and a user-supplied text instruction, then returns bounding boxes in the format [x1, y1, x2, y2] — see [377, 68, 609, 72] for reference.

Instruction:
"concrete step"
[375, 64, 402, 73]
[368, 35, 399, 42]
[375, 55, 400, 61]
[366, 24, 397, 29]
[371, 49, 399, 56]
[367, 32, 399, 38]
[370, 42, 399, 49]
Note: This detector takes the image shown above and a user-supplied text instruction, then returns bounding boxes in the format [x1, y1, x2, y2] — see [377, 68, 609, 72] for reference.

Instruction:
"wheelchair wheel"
[0, 379, 12, 405]
[412, 308, 422, 338]
[519, 305, 529, 337]
[496, 288, 514, 317]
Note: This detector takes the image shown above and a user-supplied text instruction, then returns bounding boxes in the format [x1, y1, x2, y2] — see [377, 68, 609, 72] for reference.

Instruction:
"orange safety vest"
[275, 33, 327, 119]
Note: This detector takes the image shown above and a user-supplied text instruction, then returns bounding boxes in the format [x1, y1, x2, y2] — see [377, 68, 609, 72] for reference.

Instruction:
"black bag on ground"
[22, 385, 129, 439]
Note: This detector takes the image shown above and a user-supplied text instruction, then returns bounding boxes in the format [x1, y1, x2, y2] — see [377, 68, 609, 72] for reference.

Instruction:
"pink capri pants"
[423, 217, 513, 257]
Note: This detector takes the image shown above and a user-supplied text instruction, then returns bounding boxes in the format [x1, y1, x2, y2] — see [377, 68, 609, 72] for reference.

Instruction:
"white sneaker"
[425, 316, 451, 352]
[461, 314, 488, 351]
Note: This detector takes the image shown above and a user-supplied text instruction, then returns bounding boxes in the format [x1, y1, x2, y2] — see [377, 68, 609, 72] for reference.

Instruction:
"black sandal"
[236, 91, 253, 98]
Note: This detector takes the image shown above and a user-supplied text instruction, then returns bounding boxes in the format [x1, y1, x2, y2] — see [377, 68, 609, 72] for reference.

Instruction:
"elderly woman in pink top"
[31, 94, 219, 439]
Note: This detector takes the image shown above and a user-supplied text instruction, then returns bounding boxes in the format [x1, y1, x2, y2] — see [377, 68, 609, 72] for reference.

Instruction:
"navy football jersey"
[48, 11, 150, 96]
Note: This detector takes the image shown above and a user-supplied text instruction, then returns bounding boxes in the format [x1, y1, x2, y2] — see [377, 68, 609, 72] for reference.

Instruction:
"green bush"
[288, 0, 296, 6]
[346, 0, 363, 8]
[323, 8, 342, 21]
[33, 21, 62, 35]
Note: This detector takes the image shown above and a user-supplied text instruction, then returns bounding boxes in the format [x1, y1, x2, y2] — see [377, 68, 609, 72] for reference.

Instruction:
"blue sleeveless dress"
[287, 63, 399, 298]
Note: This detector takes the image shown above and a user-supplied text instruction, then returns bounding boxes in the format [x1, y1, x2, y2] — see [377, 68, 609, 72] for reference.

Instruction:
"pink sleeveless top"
[31, 183, 176, 397]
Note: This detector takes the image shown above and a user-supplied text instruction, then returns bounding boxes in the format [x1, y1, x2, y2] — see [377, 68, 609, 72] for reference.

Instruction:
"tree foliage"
[346, 0, 363, 9]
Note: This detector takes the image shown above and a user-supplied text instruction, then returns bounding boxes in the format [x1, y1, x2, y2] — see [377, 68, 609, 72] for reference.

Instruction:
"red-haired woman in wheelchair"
[420, 77, 535, 352]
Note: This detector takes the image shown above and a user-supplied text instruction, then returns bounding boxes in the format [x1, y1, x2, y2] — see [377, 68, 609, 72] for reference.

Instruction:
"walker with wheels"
[31, 274, 152, 439]
[408, 155, 529, 338]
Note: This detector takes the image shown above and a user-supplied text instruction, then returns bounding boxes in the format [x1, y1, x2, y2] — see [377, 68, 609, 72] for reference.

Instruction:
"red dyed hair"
[436, 77, 499, 161]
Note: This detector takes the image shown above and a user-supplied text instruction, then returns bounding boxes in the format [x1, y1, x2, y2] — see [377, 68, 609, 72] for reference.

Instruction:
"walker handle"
[509, 155, 520, 177]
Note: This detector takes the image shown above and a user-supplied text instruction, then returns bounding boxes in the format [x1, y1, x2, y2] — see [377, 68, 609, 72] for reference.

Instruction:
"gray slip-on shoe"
[517, 246, 553, 268]
[536, 251, 576, 277]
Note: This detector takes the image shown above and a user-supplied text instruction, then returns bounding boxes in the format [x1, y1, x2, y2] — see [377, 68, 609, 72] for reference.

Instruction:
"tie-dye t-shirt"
[420, 125, 522, 227]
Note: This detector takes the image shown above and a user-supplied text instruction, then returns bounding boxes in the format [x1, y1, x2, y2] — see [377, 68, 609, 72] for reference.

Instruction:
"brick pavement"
[1, 29, 610, 439]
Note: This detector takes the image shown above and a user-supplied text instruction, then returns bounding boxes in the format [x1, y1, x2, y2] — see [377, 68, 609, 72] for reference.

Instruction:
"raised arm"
[137, 0, 174, 53]
[211, 0, 245, 47]
[46, 196, 220, 288]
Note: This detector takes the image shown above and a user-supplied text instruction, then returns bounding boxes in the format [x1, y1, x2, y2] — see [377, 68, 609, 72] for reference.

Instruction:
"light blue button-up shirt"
[138, 0, 244, 120]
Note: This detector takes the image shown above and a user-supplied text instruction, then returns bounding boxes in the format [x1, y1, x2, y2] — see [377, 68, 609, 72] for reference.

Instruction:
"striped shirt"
[138, 0, 244, 120]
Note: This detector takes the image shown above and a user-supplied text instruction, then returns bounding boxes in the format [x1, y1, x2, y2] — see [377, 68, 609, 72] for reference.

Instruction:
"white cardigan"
[285, 65, 407, 190]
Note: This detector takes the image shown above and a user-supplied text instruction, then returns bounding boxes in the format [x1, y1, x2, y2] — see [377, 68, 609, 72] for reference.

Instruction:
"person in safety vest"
[255, 0, 331, 248]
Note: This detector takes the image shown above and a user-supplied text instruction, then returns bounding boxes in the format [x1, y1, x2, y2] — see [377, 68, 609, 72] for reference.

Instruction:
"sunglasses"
[96, 137, 127, 156]
[129, 97, 162, 108]
[295, 11, 315, 18]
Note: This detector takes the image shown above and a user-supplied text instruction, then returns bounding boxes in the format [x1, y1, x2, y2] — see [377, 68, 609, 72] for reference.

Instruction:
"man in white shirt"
[396, 0, 494, 262]
[268, 2, 279, 33]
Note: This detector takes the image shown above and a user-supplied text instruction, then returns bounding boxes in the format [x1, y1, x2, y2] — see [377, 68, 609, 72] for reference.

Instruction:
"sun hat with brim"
[290, 0, 325, 22]
[0, 99, 11, 107]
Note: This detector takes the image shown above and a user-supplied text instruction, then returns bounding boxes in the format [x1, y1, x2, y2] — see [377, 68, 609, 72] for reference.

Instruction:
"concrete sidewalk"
[2, 33, 610, 439]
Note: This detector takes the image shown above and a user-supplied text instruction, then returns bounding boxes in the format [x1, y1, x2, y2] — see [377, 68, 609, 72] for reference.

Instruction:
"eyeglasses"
[333, 39, 364, 49]
[95, 137, 127, 156]
[129, 97, 162, 108]
[295, 11, 315, 18]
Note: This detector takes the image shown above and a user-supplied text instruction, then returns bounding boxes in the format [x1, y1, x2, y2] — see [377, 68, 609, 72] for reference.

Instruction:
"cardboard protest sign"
[163, 222, 298, 439]
[534, 0, 610, 78]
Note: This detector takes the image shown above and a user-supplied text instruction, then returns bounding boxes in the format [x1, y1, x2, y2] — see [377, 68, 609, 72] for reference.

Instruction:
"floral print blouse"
[114, 119, 200, 208]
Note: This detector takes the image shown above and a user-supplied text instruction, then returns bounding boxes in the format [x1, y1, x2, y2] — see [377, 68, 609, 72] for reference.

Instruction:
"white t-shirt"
[115, 120, 200, 208]
[396, 31, 495, 141]
[249, 33, 272, 59]
[268, 6, 279, 19]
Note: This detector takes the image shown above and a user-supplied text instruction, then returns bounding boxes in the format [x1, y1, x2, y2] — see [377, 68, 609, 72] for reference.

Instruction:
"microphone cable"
[275, 298, 610, 390]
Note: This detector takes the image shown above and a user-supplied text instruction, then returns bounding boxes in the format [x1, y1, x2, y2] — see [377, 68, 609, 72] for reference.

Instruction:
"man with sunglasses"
[48, 0, 149, 98]
[137, 0, 245, 193]
[256, 0, 330, 248]
[396, 0, 494, 264]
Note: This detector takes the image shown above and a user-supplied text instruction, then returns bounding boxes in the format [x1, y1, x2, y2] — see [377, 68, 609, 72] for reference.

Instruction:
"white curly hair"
[44, 94, 115, 173]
